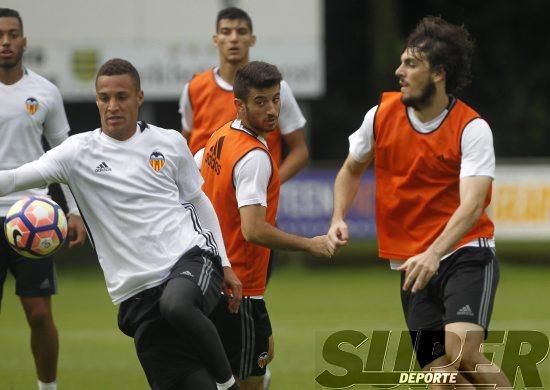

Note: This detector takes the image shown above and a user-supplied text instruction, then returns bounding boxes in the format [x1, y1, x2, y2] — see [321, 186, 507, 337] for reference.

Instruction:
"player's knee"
[159, 294, 182, 321]
[159, 292, 195, 327]
[442, 348, 463, 371]
[444, 328, 486, 371]
[457, 348, 486, 372]
[442, 331, 463, 369]
[443, 342, 485, 372]
[24, 305, 53, 329]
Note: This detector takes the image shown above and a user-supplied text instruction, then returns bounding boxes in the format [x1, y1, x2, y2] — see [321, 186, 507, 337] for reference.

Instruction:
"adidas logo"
[39, 278, 51, 289]
[432, 341, 444, 356]
[95, 162, 112, 173]
[205, 136, 225, 175]
[180, 270, 194, 278]
[456, 304, 474, 316]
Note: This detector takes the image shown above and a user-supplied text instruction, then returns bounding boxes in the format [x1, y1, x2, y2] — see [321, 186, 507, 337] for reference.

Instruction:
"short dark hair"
[216, 7, 253, 32]
[0, 8, 24, 34]
[95, 58, 141, 90]
[405, 16, 474, 94]
[234, 61, 282, 101]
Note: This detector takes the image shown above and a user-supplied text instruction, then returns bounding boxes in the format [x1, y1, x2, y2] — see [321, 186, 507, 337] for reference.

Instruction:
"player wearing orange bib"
[198, 61, 334, 390]
[328, 17, 511, 388]
[179, 7, 308, 184]
[201, 122, 279, 298]
[373, 91, 494, 259]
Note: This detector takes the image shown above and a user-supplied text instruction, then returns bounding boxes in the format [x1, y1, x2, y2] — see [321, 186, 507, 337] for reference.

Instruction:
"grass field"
[0, 254, 549, 389]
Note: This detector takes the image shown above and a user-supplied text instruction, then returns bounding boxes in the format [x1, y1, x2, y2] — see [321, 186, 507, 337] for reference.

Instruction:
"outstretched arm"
[240, 204, 335, 257]
[0, 162, 48, 197]
[0, 163, 87, 247]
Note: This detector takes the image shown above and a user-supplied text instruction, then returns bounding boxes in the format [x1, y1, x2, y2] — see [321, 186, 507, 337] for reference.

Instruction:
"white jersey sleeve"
[349, 105, 378, 162]
[38, 83, 80, 214]
[234, 149, 272, 208]
[43, 85, 71, 146]
[35, 137, 78, 185]
[188, 192, 231, 267]
[0, 163, 47, 196]
[178, 83, 193, 132]
[174, 134, 204, 201]
[278, 80, 307, 135]
[194, 148, 205, 169]
[460, 118, 495, 179]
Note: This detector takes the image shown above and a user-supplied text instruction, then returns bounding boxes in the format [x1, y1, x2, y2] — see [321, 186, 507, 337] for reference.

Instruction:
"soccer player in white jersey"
[0, 9, 87, 390]
[0, 58, 242, 390]
[328, 17, 511, 387]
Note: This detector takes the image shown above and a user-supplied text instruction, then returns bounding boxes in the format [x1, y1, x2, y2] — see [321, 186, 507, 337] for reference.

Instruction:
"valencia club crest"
[25, 97, 39, 115]
[149, 151, 166, 172]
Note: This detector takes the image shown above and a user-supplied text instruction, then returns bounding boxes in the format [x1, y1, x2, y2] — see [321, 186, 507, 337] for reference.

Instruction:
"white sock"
[263, 366, 272, 389]
[38, 380, 57, 390]
[216, 376, 236, 390]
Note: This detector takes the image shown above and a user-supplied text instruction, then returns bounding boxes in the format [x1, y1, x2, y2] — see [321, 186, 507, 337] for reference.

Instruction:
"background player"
[199, 61, 334, 390]
[0, 8, 86, 390]
[328, 16, 511, 387]
[0, 58, 241, 390]
[179, 6, 309, 184]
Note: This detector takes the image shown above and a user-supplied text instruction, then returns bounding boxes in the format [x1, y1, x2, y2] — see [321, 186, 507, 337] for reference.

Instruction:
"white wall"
[3, 0, 324, 99]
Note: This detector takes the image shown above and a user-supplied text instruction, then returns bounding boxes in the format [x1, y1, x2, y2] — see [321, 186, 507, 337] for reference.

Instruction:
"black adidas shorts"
[0, 217, 57, 302]
[117, 246, 223, 389]
[400, 246, 499, 368]
[210, 296, 272, 380]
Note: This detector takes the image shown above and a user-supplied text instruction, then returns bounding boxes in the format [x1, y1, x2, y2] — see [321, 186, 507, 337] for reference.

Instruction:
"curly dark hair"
[405, 16, 474, 94]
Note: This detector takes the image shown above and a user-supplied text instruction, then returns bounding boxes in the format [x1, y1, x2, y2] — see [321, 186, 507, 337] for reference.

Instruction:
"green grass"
[0, 261, 549, 389]
[0, 264, 145, 389]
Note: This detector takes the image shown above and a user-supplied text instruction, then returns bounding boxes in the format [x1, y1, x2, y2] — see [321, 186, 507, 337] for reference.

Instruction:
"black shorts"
[0, 217, 57, 302]
[117, 246, 223, 389]
[400, 246, 499, 367]
[210, 296, 272, 380]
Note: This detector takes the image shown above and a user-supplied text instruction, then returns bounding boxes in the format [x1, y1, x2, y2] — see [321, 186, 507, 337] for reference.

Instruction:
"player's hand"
[222, 266, 242, 313]
[398, 251, 440, 293]
[328, 219, 349, 248]
[308, 235, 336, 258]
[67, 214, 87, 248]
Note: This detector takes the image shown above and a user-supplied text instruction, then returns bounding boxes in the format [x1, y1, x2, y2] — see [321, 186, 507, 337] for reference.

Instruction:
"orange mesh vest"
[374, 92, 494, 260]
[187, 69, 283, 164]
[201, 122, 280, 296]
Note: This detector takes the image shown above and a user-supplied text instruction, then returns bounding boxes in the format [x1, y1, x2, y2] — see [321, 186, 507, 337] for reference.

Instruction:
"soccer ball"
[4, 196, 68, 259]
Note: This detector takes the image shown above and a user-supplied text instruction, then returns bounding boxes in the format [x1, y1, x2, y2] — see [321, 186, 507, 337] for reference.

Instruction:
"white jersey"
[35, 123, 220, 303]
[0, 68, 70, 215]
[179, 68, 307, 134]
